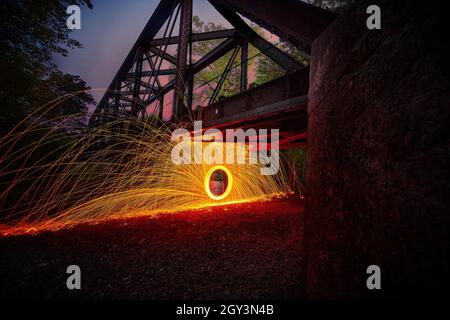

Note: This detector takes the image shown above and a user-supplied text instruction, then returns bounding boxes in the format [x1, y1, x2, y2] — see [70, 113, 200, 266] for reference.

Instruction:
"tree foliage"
[0, 1, 96, 212]
[0, 0, 94, 134]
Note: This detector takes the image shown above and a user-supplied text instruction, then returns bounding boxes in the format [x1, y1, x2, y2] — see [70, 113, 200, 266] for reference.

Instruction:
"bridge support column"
[158, 95, 165, 120]
[131, 48, 143, 117]
[240, 40, 248, 92]
[113, 78, 121, 119]
[172, 0, 192, 121]
[305, 0, 449, 298]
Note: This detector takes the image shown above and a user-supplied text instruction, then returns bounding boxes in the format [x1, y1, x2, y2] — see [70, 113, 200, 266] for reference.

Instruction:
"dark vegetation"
[0, 0, 95, 217]
[0, 0, 95, 135]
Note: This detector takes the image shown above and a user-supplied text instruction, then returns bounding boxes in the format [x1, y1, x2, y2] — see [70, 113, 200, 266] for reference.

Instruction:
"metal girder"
[91, 0, 332, 138]
[149, 29, 236, 46]
[146, 52, 162, 88]
[202, 67, 310, 127]
[209, 0, 303, 71]
[209, 45, 240, 104]
[131, 50, 143, 116]
[139, 80, 159, 91]
[93, 0, 180, 122]
[148, 46, 178, 65]
[127, 69, 176, 79]
[123, 78, 159, 93]
[240, 40, 248, 92]
[146, 79, 175, 105]
[205, 95, 307, 127]
[158, 95, 165, 119]
[201, 105, 308, 150]
[119, 96, 146, 105]
[209, 0, 336, 53]
[191, 37, 238, 74]
[121, 87, 158, 96]
[113, 78, 121, 117]
[130, 91, 150, 97]
[172, 0, 193, 121]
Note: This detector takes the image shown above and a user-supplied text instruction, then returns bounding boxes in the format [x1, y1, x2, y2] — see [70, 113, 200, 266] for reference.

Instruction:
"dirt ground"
[0, 196, 304, 299]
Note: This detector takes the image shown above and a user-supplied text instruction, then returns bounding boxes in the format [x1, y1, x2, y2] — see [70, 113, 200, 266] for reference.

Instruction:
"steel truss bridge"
[89, 0, 336, 149]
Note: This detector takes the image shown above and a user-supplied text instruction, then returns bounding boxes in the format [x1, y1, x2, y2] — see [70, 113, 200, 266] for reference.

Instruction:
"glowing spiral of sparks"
[0, 90, 297, 236]
[204, 165, 233, 200]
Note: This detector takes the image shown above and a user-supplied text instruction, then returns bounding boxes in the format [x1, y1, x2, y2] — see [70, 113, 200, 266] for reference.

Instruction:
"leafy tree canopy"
[0, 0, 94, 134]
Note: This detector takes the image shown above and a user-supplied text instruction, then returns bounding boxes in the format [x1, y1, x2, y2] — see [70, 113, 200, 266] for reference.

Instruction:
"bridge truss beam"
[89, 0, 336, 149]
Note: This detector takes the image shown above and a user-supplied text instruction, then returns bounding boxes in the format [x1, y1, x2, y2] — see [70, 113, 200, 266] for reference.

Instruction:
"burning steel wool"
[0, 92, 295, 236]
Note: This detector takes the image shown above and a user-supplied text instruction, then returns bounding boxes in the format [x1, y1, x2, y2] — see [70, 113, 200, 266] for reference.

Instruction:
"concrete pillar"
[305, 0, 449, 298]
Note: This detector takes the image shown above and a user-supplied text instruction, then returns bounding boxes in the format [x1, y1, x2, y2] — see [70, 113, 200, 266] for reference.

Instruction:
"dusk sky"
[55, 0, 232, 105]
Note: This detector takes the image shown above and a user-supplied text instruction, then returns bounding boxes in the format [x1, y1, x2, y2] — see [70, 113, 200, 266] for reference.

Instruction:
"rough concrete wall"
[305, 0, 450, 298]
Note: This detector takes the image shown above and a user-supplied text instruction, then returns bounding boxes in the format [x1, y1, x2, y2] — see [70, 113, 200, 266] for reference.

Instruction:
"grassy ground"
[0, 196, 304, 299]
